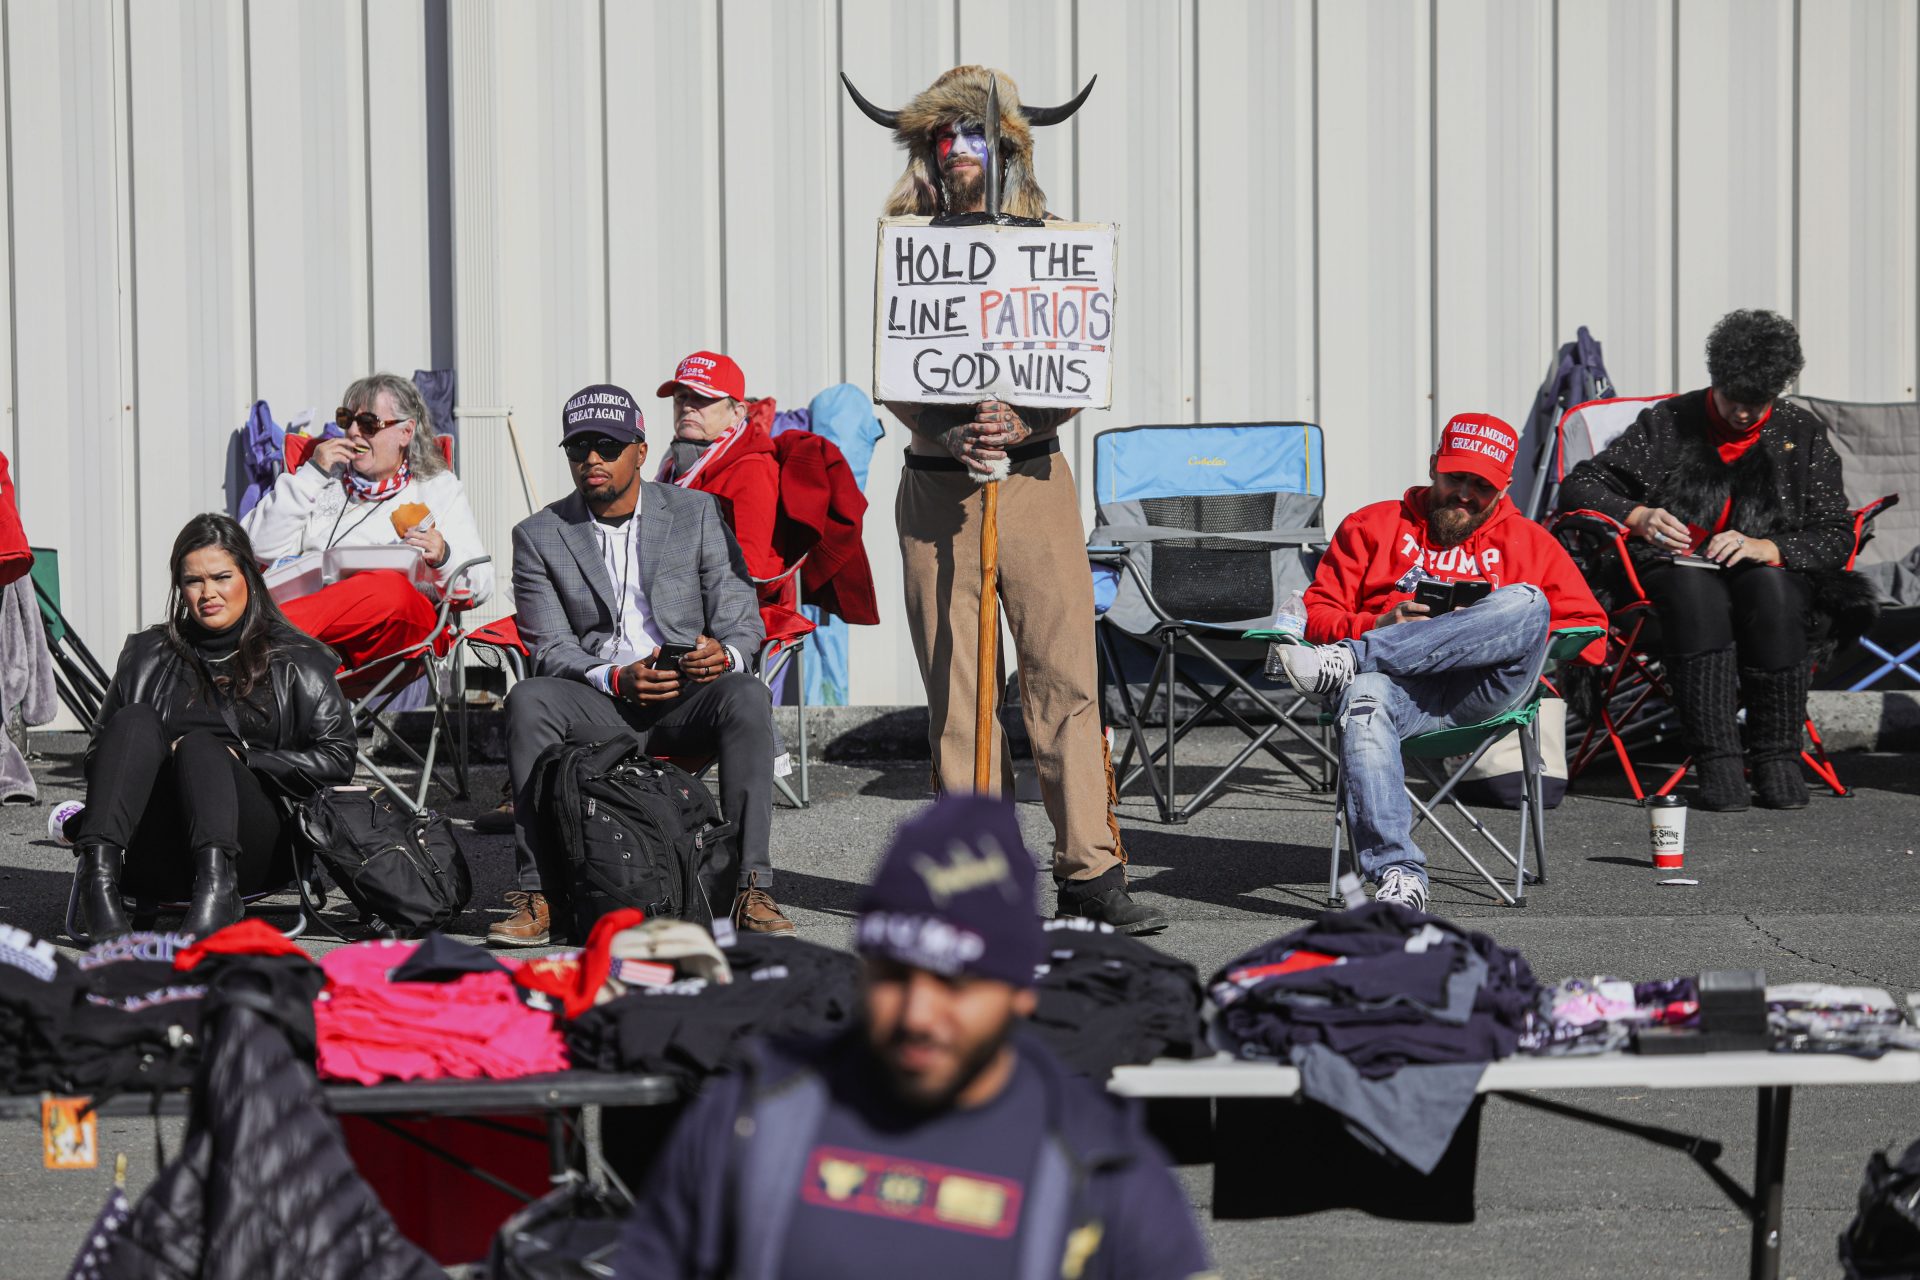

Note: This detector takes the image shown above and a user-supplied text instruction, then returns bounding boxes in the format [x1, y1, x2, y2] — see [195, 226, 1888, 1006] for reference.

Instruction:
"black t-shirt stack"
[1029, 918, 1207, 1077]
[62, 932, 207, 1093]
[564, 934, 860, 1086]
[0, 923, 81, 1091]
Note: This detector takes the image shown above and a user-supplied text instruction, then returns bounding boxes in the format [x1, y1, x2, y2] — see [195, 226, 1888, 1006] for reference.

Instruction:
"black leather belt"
[903, 437, 1061, 472]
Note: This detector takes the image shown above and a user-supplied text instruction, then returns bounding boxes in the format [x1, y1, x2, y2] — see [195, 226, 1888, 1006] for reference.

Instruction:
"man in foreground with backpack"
[491, 383, 790, 945]
[615, 795, 1216, 1279]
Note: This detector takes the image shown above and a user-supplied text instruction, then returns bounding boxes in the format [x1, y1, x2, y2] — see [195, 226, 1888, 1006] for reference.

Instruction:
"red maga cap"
[656, 351, 746, 402]
[1434, 412, 1518, 487]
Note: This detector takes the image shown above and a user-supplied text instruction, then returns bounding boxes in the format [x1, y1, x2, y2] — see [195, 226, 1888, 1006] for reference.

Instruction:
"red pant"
[279, 571, 439, 693]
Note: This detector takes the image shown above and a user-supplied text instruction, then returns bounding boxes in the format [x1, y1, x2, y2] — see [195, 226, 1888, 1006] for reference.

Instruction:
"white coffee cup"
[1647, 795, 1687, 871]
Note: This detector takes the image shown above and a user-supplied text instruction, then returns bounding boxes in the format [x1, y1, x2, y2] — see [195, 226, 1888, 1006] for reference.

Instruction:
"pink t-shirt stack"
[316, 940, 569, 1085]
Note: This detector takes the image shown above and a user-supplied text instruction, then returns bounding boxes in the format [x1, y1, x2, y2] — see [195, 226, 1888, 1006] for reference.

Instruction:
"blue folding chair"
[1087, 423, 1337, 823]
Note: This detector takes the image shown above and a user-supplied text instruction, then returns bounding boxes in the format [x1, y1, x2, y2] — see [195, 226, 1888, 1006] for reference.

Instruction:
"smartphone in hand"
[1411, 579, 1494, 615]
[653, 642, 697, 674]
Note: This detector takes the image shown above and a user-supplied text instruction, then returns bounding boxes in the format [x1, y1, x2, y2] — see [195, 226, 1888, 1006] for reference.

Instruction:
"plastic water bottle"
[1263, 590, 1309, 679]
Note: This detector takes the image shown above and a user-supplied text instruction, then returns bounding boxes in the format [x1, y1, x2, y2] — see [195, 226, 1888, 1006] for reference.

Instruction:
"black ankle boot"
[1664, 647, 1748, 811]
[179, 844, 242, 938]
[1742, 663, 1811, 810]
[73, 841, 131, 942]
[1055, 867, 1168, 935]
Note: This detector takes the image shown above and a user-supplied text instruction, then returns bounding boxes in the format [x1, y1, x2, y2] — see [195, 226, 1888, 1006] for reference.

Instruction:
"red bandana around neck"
[345, 459, 411, 503]
[1703, 391, 1771, 465]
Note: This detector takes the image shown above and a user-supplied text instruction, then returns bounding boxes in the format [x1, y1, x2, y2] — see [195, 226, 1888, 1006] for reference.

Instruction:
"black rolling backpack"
[530, 732, 733, 944]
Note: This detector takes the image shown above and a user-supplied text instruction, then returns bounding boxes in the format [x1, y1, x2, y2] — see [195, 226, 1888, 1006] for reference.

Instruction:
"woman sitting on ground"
[241, 372, 492, 682]
[1558, 309, 1877, 811]
[69, 514, 355, 941]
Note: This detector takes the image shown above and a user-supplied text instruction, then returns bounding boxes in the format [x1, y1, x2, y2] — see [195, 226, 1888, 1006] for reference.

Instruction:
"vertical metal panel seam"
[1789, 0, 1800, 342]
[1669, 0, 1680, 385]
[120, 0, 141, 599]
[242, 0, 258, 392]
[1549, 0, 1558, 339]
[1069, 0, 1079, 219]
[1914, 0, 1918, 395]
[1309, 0, 1320, 422]
[360, 0, 375, 367]
[715, 0, 727, 352]
[834, 0, 845, 382]
[1190, 0, 1200, 423]
[2, 0, 17, 467]
[1427, 0, 1437, 441]
[598, 0, 610, 377]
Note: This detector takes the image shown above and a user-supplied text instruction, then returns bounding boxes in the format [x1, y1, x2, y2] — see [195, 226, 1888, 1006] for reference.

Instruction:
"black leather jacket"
[86, 622, 355, 797]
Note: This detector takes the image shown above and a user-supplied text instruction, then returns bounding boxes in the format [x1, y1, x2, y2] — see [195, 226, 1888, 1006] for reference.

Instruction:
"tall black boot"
[73, 841, 132, 942]
[179, 844, 242, 938]
[1663, 647, 1748, 811]
[1742, 662, 1811, 810]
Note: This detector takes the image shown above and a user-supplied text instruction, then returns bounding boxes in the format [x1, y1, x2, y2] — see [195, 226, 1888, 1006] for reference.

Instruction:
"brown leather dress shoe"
[488, 890, 551, 946]
[731, 874, 795, 936]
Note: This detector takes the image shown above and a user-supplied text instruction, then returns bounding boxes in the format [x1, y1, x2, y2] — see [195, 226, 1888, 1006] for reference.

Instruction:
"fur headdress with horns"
[885, 67, 1046, 219]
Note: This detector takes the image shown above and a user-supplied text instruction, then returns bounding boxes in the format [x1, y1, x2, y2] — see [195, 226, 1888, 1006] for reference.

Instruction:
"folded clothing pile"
[1523, 975, 1698, 1056]
[315, 936, 569, 1085]
[1769, 984, 1920, 1056]
[0, 923, 81, 1091]
[0, 928, 206, 1095]
[1029, 918, 1206, 1077]
[564, 933, 859, 1086]
[1209, 903, 1538, 1174]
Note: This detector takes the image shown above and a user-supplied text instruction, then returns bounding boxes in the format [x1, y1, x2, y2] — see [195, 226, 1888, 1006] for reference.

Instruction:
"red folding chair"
[1551, 499, 1895, 801]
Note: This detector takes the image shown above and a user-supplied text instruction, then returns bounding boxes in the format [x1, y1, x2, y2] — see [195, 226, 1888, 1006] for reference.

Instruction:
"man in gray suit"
[489, 382, 791, 945]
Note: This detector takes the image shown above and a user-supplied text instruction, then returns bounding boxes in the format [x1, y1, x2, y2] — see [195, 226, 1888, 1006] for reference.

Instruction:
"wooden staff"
[974, 477, 1001, 792]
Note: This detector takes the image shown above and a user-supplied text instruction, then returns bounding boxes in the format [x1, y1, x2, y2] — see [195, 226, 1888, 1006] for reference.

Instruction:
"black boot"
[73, 841, 132, 942]
[179, 844, 243, 938]
[1055, 867, 1168, 935]
[1742, 663, 1811, 810]
[1664, 647, 1748, 811]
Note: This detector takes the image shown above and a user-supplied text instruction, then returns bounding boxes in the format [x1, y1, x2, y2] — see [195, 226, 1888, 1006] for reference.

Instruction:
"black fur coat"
[1558, 389, 1879, 646]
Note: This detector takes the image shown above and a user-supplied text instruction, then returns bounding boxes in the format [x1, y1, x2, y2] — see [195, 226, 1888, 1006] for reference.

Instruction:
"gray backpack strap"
[731, 1068, 831, 1280]
[1014, 1136, 1081, 1280]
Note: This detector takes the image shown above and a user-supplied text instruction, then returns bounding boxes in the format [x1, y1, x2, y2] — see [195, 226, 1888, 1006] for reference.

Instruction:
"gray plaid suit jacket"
[511, 484, 764, 681]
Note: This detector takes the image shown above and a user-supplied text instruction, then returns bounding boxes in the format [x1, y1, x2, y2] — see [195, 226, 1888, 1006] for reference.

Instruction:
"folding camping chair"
[1088, 422, 1338, 823]
[1550, 505, 1888, 800]
[1537, 394, 1673, 521]
[753, 560, 815, 808]
[1792, 395, 1920, 691]
[279, 432, 490, 814]
[29, 548, 112, 729]
[1318, 627, 1603, 908]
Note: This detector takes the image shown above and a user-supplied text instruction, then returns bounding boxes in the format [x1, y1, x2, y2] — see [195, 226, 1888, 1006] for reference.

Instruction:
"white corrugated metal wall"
[5, 0, 1916, 707]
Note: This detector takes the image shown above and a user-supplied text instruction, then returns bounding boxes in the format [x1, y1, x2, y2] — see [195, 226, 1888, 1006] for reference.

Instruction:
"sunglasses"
[562, 435, 632, 464]
[336, 408, 411, 435]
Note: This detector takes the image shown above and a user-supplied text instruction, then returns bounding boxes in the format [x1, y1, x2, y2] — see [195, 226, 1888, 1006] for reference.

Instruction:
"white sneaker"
[1272, 641, 1357, 700]
[1373, 867, 1429, 913]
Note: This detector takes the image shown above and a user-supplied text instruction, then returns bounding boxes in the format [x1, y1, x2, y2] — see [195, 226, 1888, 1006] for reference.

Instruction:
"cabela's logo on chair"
[1186, 455, 1227, 467]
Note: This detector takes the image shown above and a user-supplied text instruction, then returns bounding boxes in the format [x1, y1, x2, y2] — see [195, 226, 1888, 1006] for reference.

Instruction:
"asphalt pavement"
[2, 727, 1917, 1278]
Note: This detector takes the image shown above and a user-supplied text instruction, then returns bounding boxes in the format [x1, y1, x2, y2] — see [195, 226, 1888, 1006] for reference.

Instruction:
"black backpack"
[531, 732, 731, 944]
[1841, 1137, 1920, 1277]
[293, 786, 473, 939]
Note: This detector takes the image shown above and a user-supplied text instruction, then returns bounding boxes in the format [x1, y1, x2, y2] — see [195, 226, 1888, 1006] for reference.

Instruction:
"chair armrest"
[1550, 509, 1647, 605]
[751, 551, 810, 590]
[1846, 494, 1900, 572]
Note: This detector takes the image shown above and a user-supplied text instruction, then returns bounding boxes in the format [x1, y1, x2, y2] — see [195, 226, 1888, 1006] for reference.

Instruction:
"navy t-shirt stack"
[1208, 902, 1538, 1173]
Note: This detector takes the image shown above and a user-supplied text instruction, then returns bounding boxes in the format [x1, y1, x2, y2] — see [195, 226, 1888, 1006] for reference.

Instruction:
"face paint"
[934, 124, 990, 164]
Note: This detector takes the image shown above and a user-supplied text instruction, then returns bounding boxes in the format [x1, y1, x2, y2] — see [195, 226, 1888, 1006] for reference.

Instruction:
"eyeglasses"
[562, 435, 632, 464]
[336, 408, 411, 435]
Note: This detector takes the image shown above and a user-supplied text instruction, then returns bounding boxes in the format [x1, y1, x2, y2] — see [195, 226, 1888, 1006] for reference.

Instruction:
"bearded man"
[844, 65, 1163, 934]
[1268, 413, 1607, 911]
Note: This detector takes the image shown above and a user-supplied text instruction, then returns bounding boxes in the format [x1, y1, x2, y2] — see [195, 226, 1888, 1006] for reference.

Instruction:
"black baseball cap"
[562, 383, 645, 444]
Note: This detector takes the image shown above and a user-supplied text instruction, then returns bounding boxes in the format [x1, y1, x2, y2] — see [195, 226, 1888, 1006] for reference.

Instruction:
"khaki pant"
[897, 452, 1123, 881]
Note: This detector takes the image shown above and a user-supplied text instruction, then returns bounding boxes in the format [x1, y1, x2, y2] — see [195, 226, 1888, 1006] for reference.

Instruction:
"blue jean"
[1337, 584, 1551, 884]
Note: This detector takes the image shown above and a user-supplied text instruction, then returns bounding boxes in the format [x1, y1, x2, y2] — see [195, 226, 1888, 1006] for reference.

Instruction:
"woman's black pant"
[1642, 562, 1816, 669]
[76, 704, 288, 901]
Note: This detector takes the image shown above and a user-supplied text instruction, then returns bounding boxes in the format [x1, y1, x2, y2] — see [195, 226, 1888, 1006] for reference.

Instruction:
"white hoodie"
[240, 460, 495, 605]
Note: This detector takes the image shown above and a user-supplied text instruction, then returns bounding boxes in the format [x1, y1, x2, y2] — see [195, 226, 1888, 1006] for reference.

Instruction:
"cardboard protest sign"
[873, 217, 1116, 408]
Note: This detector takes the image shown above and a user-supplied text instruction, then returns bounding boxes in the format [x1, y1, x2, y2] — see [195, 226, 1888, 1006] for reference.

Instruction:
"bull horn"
[1020, 76, 1096, 126]
[839, 73, 900, 129]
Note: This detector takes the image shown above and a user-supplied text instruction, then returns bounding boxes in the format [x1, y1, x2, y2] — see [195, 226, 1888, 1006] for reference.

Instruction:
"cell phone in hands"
[1412, 579, 1494, 616]
[653, 643, 696, 674]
